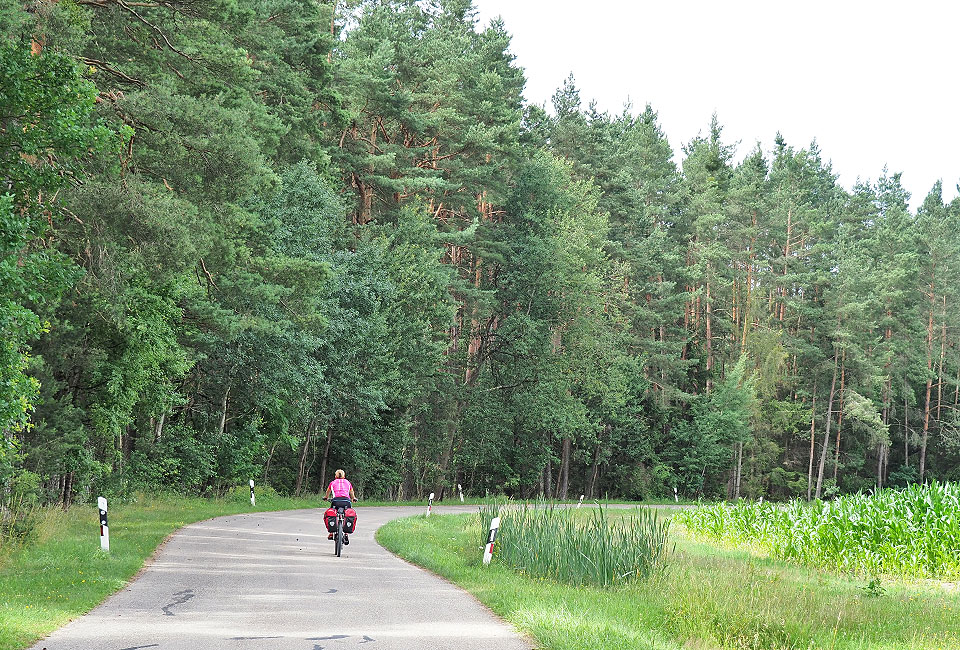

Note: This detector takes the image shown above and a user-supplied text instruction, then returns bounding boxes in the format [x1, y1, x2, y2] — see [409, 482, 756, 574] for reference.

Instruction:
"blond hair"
[335, 469, 345, 479]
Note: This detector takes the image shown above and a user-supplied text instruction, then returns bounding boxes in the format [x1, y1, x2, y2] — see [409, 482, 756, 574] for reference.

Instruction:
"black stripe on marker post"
[483, 516, 500, 565]
[98, 496, 109, 552]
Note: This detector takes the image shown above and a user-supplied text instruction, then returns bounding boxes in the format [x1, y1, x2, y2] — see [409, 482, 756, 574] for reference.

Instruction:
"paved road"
[30, 506, 532, 650]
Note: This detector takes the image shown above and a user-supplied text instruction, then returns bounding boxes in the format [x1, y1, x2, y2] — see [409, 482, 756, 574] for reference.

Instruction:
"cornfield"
[675, 481, 960, 578]
[479, 501, 671, 588]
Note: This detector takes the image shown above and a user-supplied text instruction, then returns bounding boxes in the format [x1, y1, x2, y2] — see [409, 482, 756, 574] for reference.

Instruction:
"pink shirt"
[329, 478, 352, 498]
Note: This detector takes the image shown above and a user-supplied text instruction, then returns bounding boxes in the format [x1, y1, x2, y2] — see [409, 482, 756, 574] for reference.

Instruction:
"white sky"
[473, 0, 958, 209]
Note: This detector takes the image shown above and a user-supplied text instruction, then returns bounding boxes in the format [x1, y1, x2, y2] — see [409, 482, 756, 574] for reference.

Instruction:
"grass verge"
[0, 492, 322, 650]
[377, 511, 960, 650]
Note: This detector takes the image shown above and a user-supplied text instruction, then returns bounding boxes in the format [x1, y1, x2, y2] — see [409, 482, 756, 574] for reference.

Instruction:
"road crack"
[161, 588, 195, 616]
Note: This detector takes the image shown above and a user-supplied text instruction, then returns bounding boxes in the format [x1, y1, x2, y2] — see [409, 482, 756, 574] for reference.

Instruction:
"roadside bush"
[226, 483, 282, 504]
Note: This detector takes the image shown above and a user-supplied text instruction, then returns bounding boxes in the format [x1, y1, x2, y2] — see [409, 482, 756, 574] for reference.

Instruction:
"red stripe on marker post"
[482, 516, 500, 565]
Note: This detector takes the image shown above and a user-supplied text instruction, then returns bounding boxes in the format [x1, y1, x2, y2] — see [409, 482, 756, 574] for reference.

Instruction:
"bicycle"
[333, 504, 346, 556]
[326, 498, 355, 557]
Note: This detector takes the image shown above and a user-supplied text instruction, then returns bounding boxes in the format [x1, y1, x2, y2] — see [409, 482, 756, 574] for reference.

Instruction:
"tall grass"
[0, 494, 51, 559]
[479, 501, 671, 588]
[676, 481, 960, 578]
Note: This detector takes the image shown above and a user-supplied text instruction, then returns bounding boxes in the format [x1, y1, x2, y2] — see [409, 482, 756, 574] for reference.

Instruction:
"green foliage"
[0, 41, 111, 472]
[861, 576, 886, 598]
[4, 0, 960, 513]
[668, 356, 757, 495]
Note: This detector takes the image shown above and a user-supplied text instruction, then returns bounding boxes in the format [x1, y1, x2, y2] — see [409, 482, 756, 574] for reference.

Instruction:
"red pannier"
[324, 507, 337, 533]
[344, 508, 357, 534]
[324, 507, 358, 534]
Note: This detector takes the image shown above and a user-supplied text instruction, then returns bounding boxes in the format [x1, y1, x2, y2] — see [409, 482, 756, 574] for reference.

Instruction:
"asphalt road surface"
[30, 506, 532, 650]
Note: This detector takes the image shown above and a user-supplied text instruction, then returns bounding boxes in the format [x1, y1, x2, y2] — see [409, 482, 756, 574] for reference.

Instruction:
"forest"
[2, 0, 959, 508]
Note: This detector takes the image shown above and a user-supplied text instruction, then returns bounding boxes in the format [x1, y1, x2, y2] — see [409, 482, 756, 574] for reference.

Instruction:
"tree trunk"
[436, 406, 460, 497]
[155, 412, 166, 443]
[294, 420, 315, 497]
[62, 471, 74, 509]
[734, 441, 744, 500]
[218, 386, 230, 437]
[877, 442, 885, 490]
[705, 273, 714, 393]
[883, 442, 889, 485]
[544, 455, 553, 500]
[807, 390, 817, 501]
[741, 211, 758, 351]
[937, 295, 946, 419]
[903, 383, 909, 467]
[879, 353, 891, 491]
[832, 351, 846, 481]
[360, 124, 377, 224]
[587, 441, 602, 499]
[319, 424, 334, 490]
[264, 437, 280, 484]
[921, 284, 935, 482]
[780, 207, 792, 321]
[954, 364, 960, 409]
[741, 255, 754, 352]
[122, 424, 136, 462]
[557, 437, 571, 500]
[815, 345, 840, 499]
[305, 427, 321, 493]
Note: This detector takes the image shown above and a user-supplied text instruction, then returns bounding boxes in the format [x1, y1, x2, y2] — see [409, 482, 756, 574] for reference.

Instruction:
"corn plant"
[479, 500, 671, 588]
[675, 481, 960, 578]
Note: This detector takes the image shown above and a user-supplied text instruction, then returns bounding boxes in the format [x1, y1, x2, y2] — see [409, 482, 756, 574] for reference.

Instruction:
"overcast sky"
[472, 0, 957, 209]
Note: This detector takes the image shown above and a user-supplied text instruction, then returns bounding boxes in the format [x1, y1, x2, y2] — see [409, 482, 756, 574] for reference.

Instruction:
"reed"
[676, 481, 960, 578]
[479, 501, 670, 588]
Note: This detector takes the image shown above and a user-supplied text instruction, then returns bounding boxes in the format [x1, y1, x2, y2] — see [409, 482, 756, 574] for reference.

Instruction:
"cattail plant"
[479, 500, 671, 588]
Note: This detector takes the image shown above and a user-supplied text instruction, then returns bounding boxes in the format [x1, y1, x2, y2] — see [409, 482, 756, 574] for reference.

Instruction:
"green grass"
[0, 490, 323, 650]
[377, 511, 960, 650]
[676, 482, 960, 579]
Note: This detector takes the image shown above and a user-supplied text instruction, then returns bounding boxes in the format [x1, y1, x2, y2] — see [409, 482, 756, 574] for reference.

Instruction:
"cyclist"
[324, 469, 357, 544]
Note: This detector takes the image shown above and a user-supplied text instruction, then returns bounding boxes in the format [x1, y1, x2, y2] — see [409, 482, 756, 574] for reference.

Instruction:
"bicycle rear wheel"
[335, 520, 343, 557]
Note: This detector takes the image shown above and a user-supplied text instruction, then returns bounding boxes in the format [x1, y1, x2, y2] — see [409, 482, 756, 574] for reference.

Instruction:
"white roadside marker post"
[483, 516, 500, 565]
[98, 496, 109, 552]
[427, 492, 434, 517]
[250, 479, 256, 506]
[458, 483, 464, 503]
[576, 494, 584, 509]
[674, 486, 678, 503]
